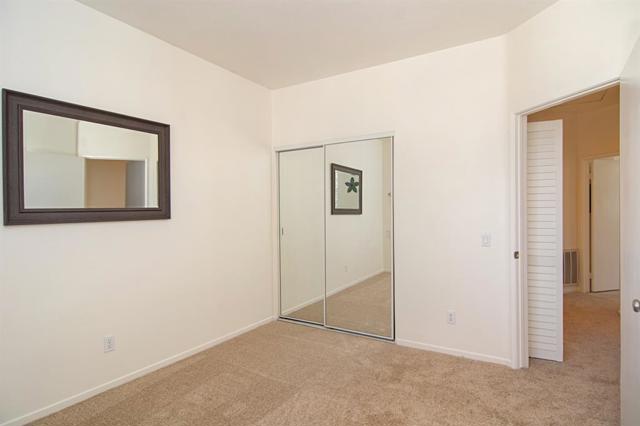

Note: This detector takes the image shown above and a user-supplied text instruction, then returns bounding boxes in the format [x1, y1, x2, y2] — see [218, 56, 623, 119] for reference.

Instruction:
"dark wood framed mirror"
[2, 89, 170, 225]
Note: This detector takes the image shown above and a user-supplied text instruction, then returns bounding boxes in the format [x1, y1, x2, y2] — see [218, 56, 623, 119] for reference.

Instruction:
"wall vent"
[563, 249, 578, 285]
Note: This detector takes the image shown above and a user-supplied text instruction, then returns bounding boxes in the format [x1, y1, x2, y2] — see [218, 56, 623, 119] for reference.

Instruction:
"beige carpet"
[31, 291, 619, 426]
[289, 272, 392, 337]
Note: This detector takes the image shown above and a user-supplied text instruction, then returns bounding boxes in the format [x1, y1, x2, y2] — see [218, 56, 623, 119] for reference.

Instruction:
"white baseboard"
[1, 316, 275, 426]
[396, 338, 512, 367]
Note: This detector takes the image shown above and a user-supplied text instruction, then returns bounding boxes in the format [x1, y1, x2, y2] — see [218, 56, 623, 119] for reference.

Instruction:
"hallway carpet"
[31, 292, 620, 426]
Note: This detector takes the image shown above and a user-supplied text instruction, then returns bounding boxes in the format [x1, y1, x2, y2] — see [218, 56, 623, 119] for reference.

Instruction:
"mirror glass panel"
[325, 138, 393, 338]
[279, 148, 325, 324]
[22, 110, 159, 209]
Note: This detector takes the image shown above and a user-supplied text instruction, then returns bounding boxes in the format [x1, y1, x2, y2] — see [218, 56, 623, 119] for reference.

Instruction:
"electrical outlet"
[447, 311, 456, 325]
[104, 335, 115, 353]
[481, 233, 492, 247]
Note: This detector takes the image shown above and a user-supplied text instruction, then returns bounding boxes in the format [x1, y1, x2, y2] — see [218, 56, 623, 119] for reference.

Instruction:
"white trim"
[80, 154, 148, 161]
[396, 338, 512, 367]
[514, 79, 620, 116]
[1, 316, 275, 426]
[273, 149, 282, 320]
[273, 131, 395, 152]
[510, 78, 620, 369]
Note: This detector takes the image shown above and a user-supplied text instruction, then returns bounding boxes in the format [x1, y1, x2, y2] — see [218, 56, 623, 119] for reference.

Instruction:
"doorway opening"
[516, 82, 621, 370]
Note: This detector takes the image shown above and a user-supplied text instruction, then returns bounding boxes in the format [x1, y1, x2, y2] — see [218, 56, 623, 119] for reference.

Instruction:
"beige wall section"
[0, 1, 272, 424]
[273, 0, 639, 367]
[84, 159, 128, 208]
[528, 86, 620, 290]
[274, 36, 513, 363]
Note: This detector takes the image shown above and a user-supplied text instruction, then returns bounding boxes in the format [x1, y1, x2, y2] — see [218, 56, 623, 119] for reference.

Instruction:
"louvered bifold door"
[526, 120, 563, 362]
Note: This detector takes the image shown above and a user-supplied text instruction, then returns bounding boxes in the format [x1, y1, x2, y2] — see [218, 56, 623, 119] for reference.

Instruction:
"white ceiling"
[78, 0, 557, 89]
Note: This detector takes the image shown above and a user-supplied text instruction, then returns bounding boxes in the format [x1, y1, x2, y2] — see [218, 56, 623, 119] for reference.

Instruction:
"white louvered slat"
[526, 120, 563, 362]
[529, 328, 557, 337]
[528, 293, 556, 303]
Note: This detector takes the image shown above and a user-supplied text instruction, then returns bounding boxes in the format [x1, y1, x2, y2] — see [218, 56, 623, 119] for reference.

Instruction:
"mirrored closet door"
[278, 137, 394, 340]
[279, 147, 325, 325]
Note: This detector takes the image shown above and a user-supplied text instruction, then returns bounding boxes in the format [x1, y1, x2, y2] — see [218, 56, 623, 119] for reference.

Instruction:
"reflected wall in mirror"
[23, 111, 159, 209]
[325, 138, 393, 338]
[278, 147, 325, 325]
[3, 90, 170, 225]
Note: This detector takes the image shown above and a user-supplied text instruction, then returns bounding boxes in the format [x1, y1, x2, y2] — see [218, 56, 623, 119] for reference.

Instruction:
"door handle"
[633, 299, 640, 313]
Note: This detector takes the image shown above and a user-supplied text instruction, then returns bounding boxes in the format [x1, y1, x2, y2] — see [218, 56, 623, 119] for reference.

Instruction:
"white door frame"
[511, 79, 620, 369]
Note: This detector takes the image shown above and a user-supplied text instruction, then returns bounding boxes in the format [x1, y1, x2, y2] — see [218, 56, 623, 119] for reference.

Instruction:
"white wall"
[506, 0, 640, 113]
[22, 110, 78, 155]
[273, 36, 513, 363]
[620, 36, 640, 426]
[273, 0, 640, 365]
[23, 152, 86, 209]
[23, 111, 85, 208]
[0, 1, 272, 425]
[326, 138, 388, 294]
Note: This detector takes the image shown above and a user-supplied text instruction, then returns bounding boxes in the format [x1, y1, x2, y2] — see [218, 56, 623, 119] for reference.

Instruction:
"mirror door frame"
[275, 133, 395, 341]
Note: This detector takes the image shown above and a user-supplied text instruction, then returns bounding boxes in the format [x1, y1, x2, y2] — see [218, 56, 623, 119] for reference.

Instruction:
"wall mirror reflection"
[278, 137, 394, 340]
[23, 111, 159, 209]
[3, 90, 170, 225]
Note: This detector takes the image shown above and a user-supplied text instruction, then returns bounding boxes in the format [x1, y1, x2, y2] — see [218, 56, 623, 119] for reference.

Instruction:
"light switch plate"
[481, 233, 492, 247]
